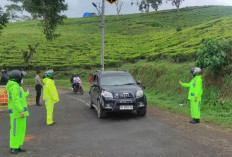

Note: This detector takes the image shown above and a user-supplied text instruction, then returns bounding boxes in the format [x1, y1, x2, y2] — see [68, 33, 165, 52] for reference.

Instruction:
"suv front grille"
[119, 93, 133, 99]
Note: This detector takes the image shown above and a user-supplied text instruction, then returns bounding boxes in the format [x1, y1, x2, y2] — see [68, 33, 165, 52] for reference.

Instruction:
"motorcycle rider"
[6, 70, 29, 154]
[179, 67, 203, 124]
[73, 74, 81, 90]
[43, 70, 59, 126]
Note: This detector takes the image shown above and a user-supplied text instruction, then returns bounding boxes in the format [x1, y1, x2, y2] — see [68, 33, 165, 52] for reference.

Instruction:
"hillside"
[1, 6, 232, 68]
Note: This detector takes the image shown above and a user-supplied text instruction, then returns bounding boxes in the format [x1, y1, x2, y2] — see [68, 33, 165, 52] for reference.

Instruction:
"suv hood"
[102, 85, 141, 94]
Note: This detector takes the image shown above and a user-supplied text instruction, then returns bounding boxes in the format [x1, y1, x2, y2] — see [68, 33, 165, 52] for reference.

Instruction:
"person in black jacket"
[0, 70, 9, 85]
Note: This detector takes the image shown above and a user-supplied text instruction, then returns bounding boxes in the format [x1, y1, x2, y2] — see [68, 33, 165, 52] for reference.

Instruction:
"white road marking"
[68, 95, 90, 107]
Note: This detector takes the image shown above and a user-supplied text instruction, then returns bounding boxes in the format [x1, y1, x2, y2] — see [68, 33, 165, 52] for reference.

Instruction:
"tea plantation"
[1, 6, 232, 69]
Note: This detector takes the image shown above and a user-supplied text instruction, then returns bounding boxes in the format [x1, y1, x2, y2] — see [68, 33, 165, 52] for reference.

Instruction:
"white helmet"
[193, 67, 202, 75]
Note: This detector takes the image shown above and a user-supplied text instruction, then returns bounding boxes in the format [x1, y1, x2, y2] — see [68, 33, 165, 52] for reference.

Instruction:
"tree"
[150, 0, 162, 11]
[22, 42, 40, 67]
[131, 0, 162, 13]
[8, 0, 68, 41]
[5, 4, 23, 22]
[0, 6, 8, 36]
[196, 38, 231, 74]
[115, 0, 123, 20]
[167, 0, 184, 12]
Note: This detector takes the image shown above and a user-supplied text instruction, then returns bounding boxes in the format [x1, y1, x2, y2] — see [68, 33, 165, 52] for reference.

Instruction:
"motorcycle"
[73, 81, 84, 95]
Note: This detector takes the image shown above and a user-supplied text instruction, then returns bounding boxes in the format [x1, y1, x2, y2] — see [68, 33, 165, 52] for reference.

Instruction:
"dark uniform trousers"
[35, 84, 42, 105]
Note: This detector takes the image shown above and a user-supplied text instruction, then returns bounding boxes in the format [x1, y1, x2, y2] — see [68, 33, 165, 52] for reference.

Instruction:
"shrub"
[151, 21, 162, 27]
[176, 26, 182, 32]
[196, 38, 231, 74]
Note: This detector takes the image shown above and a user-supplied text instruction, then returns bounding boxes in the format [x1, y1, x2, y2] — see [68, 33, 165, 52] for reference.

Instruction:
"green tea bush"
[151, 21, 162, 27]
[196, 38, 231, 74]
[176, 26, 182, 32]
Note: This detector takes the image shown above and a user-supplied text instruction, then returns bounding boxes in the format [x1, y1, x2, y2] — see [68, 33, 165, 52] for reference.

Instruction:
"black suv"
[89, 71, 147, 118]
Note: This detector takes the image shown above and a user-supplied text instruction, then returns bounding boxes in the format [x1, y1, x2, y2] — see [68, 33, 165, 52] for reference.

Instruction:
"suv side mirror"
[136, 80, 141, 85]
[91, 82, 98, 87]
[142, 85, 146, 90]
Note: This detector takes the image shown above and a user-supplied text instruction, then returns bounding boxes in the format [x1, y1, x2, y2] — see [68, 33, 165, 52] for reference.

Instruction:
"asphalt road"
[0, 89, 232, 157]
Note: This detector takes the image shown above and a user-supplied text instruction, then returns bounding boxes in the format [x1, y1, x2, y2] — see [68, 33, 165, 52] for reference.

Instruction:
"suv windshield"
[100, 75, 136, 86]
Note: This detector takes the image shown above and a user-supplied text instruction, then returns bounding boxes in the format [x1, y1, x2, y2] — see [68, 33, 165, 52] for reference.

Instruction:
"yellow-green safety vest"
[182, 75, 203, 101]
[43, 78, 59, 104]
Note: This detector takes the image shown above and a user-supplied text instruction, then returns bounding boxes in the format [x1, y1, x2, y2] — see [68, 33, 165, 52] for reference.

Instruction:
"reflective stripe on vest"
[191, 93, 195, 96]
[193, 81, 196, 88]
[23, 107, 28, 112]
[9, 93, 12, 100]
[14, 119, 16, 136]
[19, 88, 22, 98]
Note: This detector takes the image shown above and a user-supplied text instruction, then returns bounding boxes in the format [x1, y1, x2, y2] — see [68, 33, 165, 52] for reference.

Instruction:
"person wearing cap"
[43, 70, 59, 126]
[6, 70, 29, 154]
[179, 67, 203, 124]
[35, 70, 43, 106]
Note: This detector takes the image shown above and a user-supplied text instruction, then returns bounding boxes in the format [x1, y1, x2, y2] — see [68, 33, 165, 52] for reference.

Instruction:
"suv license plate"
[120, 105, 133, 110]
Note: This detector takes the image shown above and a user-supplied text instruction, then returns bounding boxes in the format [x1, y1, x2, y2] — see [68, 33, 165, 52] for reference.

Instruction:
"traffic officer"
[43, 70, 59, 126]
[179, 67, 203, 124]
[6, 70, 29, 154]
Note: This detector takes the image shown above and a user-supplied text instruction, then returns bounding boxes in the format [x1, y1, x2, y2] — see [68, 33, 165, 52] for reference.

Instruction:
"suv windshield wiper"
[122, 83, 135, 85]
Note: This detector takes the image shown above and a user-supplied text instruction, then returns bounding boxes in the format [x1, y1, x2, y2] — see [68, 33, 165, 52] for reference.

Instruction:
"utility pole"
[101, 0, 105, 71]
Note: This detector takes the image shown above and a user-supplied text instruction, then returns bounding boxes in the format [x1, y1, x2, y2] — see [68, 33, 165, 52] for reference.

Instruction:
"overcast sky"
[1, 0, 232, 18]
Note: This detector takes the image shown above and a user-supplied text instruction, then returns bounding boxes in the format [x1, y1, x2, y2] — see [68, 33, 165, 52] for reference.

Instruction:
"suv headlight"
[136, 90, 144, 98]
[101, 91, 113, 98]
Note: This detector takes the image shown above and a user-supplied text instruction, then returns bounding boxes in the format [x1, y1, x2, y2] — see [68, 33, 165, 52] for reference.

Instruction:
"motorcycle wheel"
[80, 88, 84, 95]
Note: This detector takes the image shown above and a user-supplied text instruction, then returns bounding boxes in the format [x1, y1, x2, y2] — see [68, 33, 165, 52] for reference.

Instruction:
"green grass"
[1, 6, 232, 68]
[119, 61, 232, 128]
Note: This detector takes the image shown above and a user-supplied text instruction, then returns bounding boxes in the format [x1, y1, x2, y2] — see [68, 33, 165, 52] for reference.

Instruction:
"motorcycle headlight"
[136, 90, 144, 98]
[101, 91, 113, 98]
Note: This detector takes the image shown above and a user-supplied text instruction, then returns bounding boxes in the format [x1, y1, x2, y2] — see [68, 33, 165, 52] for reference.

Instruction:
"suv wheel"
[97, 100, 107, 119]
[89, 96, 94, 110]
[137, 107, 147, 117]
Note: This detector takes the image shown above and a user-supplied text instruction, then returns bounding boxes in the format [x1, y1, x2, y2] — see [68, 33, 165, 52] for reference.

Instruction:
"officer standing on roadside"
[6, 70, 29, 154]
[35, 70, 43, 106]
[43, 70, 59, 126]
[179, 67, 203, 124]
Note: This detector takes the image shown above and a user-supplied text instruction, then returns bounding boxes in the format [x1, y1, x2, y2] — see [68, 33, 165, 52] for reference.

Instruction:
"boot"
[36, 103, 42, 106]
[189, 119, 197, 124]
[10, 149, 19, 154]
[195, 119, 200, 123]
[189, 119, 200, 124]
[18, 146, 26, 152]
